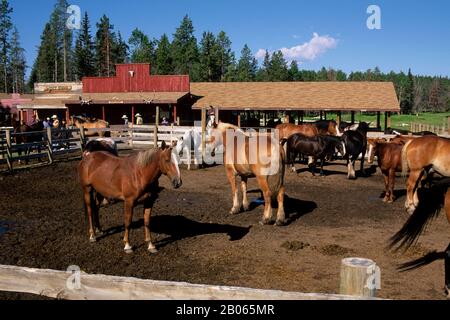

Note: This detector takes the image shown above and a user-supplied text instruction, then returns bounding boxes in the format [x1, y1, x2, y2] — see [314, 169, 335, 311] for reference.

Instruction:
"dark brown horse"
[210, 122, 287, 226]
[78, 142, 182, 253]
[275, 123, 319, 141]
[402, 135, 450, 215]
[367, 138, 403, 203]
[13, 121, 45, 162]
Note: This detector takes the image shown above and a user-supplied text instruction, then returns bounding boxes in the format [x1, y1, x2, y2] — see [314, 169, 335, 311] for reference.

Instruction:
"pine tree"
[9, 26, 26, 93]
[95, 15, 115, 76]
[400, 68, 414, 114]
[0, 0, 13, 93]
[171, 15, 199, 77]
[129, 28, 154, 64]
[113, 31, 128, 64]
[199, 31, 220, 82]
[30, 23, 56, 84]
[216, 31, 234, 82]
[257, 51, 271, 81]
[288, 61, 299, 81]
[154, 34, 173, 75]
[236, 44, 257, 81]
[74, 12, 95, 80]
[268, 51, 288, 81]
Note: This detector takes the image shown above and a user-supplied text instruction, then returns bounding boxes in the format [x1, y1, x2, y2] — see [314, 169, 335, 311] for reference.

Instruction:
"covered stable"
[190, 82, 400, 130]
[65, 64, 197, 126]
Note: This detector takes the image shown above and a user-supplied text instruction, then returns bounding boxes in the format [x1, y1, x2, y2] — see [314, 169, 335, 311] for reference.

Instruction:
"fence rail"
[410, 122, 449, 135]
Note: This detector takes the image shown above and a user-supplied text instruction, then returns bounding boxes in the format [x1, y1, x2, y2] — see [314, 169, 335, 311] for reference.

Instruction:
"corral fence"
[410, 122, 449, 135]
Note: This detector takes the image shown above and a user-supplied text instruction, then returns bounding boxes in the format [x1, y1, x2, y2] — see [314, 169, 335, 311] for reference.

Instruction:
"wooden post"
[79, 125, 86, 151]
[351, 111, 355, 124]
[336, 111, 342, 127]
[320, 111, 323, 121]
[376, 112, 381, 130]
[300, 111, 304, 123]
[237, 113, 241, 127]
[387, 112, 391, 129]
[384, 112, 388, 131]
[46, 127, 54, 164]
[66, 109, 70, 125]
[201, 107, 207, 164]
[131, 106, 135, 128]
[154, 106, 160, 148]
[5, 130, 12, 171]
[340, 258, 377, 298]
[173, 105, 177, 124]
[324, 112, 327, 120]
[102, 106, 106, 121]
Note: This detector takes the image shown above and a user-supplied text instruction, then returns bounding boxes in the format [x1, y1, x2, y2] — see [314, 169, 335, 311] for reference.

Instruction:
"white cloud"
[256, 33, 338, 63]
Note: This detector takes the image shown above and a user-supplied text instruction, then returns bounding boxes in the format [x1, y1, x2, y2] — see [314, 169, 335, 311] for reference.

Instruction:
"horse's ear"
[161, 141, 167, 150]
[171, 140, 178, 147]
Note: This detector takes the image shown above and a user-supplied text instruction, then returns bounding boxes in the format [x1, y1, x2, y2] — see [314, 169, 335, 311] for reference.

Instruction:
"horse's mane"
[136, 148, 158, 167]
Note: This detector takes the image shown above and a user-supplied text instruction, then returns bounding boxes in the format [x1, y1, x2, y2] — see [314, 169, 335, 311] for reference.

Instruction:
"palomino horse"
[367, 138, 403, 203]
[210, 122, 287, 226]
[402, 135, 450, 215]
[71, 116, 110, 137]
[78, 142, 182, 253]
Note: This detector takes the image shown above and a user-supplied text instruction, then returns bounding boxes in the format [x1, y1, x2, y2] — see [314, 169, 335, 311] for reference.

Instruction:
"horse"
[367, 139, 403, 203]
[388, 177, 450, 297]
[282, 134, 345, 176]
[275, 123, 319, 141]
[71, 116, 110, 137]
[13, 121, 45, 163]
[313, 120, 342, 136]
[174, 128, 203, 170]
[83, 138, 118, 158]
[341, 122, 369, 179]
[401, 135, 450, 215]
[78, 141, 182, 254]
[209, 122, 287, 226]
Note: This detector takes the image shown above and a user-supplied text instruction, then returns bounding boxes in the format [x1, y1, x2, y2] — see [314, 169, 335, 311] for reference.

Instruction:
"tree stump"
[340, 257, 378, 298]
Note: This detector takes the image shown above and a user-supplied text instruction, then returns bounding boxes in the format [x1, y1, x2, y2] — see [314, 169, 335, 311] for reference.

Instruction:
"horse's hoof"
[275, 219, 288, 227]
[259, 219, 272, 226]
[124, 248, 134, 254]
[406, 206, 416, 215]
[382, 197, 389, 203]
[148, 247, 158, 254]
[95, 229, 104, 237]
[229, 207, 240, 215]
[242, 205, 250, 212]
[89, 235, 97, 243]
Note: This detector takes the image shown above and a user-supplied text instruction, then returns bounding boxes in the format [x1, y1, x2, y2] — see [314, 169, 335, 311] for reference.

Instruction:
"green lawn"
[303, 112, 450, 130]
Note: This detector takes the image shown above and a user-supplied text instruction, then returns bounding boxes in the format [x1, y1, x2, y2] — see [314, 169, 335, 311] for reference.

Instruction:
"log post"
[387, 112, 391, 129]
[79, 125, 86, 151]
[336, 111, 341, 127]
[154, 106, 160, 148]
[46, 127, 54, 164]
[339, 257, 378, 298]
[201, 107, 207, 165]
[376, 112, 381, 130]
[5, 129, 12, 171]
[351, 111, 355, 124]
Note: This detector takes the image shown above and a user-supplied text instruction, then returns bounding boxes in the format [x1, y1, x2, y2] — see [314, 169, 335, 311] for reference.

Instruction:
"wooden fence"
[410, 122, 449, 135]
[0, 265, 379, 300]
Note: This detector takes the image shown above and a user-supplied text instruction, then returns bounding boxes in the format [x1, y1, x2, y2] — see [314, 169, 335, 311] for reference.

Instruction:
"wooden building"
[65, 64, 196, 125]
[190, 82, 400, 129]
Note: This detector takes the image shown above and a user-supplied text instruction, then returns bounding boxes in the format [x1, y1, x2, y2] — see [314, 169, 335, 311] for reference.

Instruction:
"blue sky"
[8, 0, 450, 78]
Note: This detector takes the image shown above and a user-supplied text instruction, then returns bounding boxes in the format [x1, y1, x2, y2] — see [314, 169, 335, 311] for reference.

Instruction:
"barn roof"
[191, 82, 400, 112]
[64, 92, 189, 105]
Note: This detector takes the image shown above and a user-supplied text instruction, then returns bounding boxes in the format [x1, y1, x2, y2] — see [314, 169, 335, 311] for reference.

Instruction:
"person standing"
[122, 115, 129, 126]
[135, 113, 143, 125]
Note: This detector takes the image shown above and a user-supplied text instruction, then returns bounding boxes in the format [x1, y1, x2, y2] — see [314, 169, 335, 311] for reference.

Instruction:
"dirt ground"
[0, 157, 449, 300]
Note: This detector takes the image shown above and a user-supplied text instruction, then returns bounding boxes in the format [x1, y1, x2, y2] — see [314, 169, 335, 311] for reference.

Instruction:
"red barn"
[66, 64, 198, 125]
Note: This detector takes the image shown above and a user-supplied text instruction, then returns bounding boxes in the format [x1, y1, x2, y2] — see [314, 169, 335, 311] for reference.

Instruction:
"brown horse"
[367, 138, 403, 203]
[71, 116, 110, 137]
[401, 135, 450, 215]
[210, 122, 287, 226]
[313, 120, 341, 136]
[275, 123, 319, 141]
[78, 142, 182, 253]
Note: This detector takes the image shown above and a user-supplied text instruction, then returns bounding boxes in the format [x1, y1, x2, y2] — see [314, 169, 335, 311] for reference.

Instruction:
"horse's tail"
[401, 139, 413, 177]
[388, 179, 450, 252]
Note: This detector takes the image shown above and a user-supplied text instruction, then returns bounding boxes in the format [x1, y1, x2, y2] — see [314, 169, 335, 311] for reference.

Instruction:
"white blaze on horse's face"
[171, 151, 181, 182]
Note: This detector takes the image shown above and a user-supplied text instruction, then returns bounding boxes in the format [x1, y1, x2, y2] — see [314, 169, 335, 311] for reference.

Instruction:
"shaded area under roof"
[191, 82, 400, 112]
[65, 92, 190, 105]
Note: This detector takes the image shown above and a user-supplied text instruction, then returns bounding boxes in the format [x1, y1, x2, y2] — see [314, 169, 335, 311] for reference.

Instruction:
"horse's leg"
[256, 176, 273, 225]
[382, 171, 390, 202]
[387, 168, 396, 203]
[319, 157, 325, 176]
[226, 169, 240, 214]
[290, 150, 296, 173]
[186, 146, 192, 170]
[347, 156, 356, 179]
[123, 200, 134, 254]
[143, 195, 158, 254]
[360, 146, 367, 176]
[92, 192, 104, 235]
[445, 189, 450, 224]
[83, 187, 97, 243]
[241, 177, 250, 212]
[405, 169, 423, 215]
[275, 185, 287, 226]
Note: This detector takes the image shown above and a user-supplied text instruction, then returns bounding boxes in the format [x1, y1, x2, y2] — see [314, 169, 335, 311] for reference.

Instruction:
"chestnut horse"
[367, 139, 403, 203]
[401, 135, 450, 215]
[210, 122, 287, 226]
[78, 142, 182, 253]
[313, 120, 342, 136]
[71, 116, 110, 137]
[275, 123, 319, 141]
